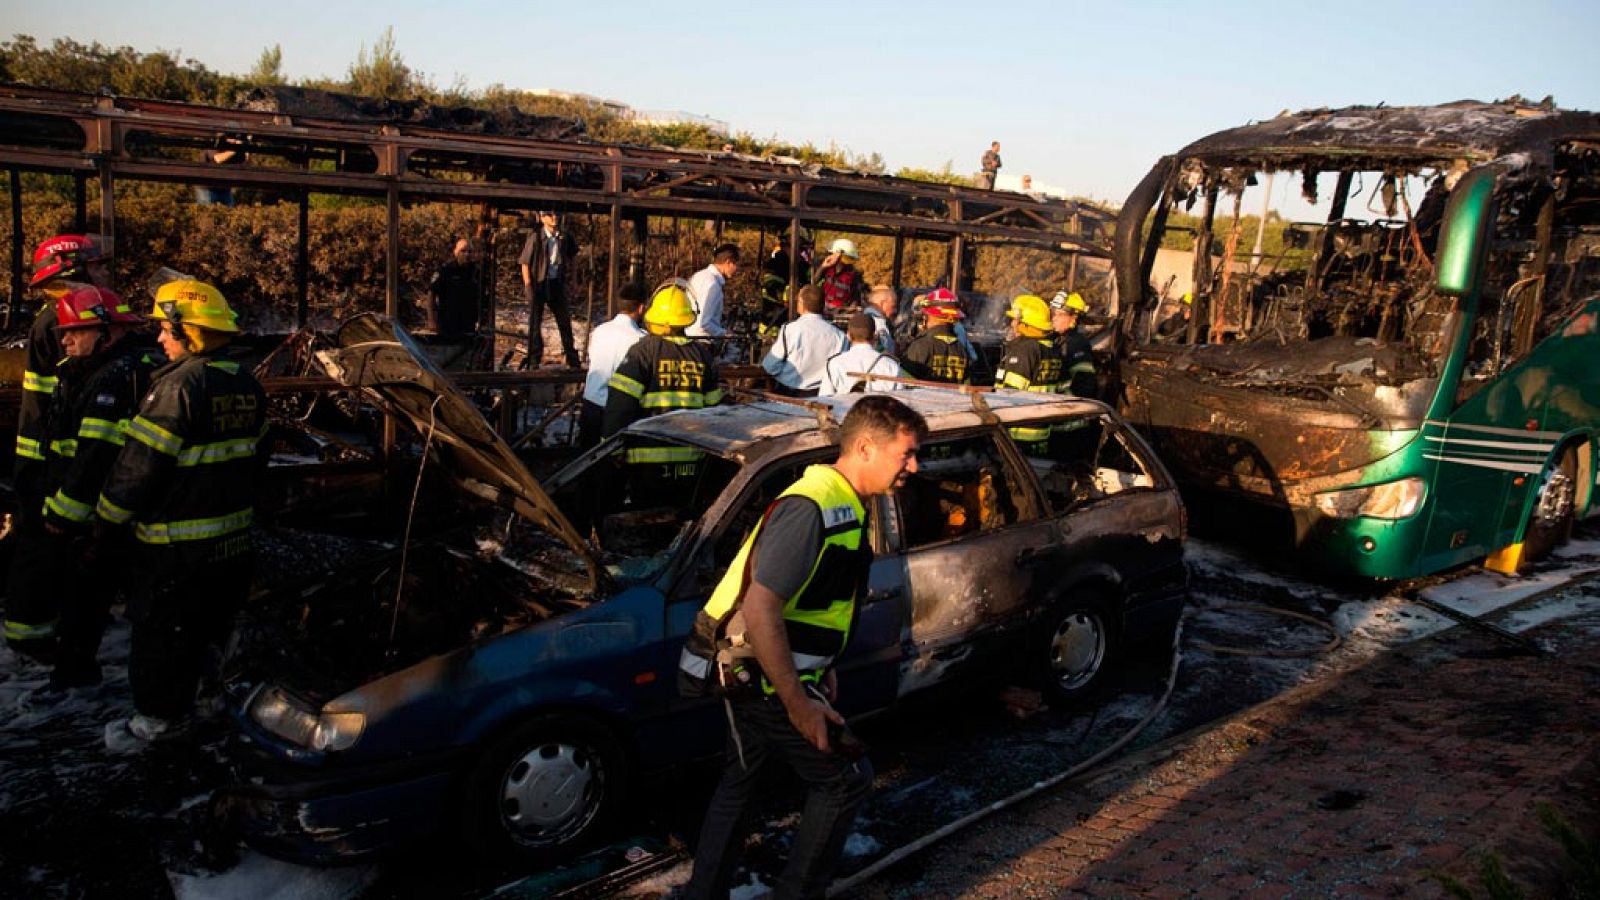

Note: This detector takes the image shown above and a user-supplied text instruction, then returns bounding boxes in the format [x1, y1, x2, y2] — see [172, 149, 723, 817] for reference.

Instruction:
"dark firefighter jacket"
[900, 324, 971, 385]
[95, 348, 268, 567]
[1056, 328, 1097, 398]
[41, 339, 159, 528]
[15, 303, 63, 474]
[996, 336, 1065, 393]
[602, 335, 723, 446]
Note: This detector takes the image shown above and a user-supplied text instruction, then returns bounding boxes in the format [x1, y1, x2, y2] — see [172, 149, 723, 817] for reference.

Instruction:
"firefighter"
[5, 287, 154, 685]
[900, 299, 970, 384]
[602, 282, 722, 505]
[15, 235, 111, 521]
[997, 294, 1067, 456]
[678, 395, 928, 900]
[4, 236, 112, 662]
[1051, 291, 1097, 398]
[95, 280, 266, 741]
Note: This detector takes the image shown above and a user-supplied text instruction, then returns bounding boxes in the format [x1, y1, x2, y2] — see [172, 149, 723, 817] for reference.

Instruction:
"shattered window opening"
[550, 435, 741, 583]
[1027, 416, 1158, 514]
[895, 432, 1028, 549]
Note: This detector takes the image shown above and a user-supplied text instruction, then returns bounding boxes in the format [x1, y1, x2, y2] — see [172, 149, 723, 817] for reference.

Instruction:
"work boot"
[126, 713, 190, 742]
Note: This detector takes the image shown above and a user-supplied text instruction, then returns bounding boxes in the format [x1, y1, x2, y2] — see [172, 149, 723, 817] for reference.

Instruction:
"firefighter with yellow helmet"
[1050, 290, 1098, 398]
[96, 279, 267, 741]
[996, 294, 1068, 454]
[602, 282, 723, 503]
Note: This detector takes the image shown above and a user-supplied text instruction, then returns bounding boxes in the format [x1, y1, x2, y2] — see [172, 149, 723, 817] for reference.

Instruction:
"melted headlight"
[247, 685, 366, 752]
[1314, 477, 1427, 520]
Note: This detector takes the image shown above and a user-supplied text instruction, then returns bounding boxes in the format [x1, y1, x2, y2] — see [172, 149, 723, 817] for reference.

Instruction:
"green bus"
[1112, 100, 1600, 578]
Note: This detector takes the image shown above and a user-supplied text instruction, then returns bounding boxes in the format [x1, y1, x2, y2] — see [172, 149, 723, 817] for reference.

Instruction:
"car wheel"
[1524, 447, 1578, 564]
[1034, 591, 1120, 705]
[460, 714, 627, 867]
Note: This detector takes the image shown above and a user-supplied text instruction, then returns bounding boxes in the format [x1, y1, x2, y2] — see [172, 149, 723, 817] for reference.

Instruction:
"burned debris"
[1113, 99, 1600, 578]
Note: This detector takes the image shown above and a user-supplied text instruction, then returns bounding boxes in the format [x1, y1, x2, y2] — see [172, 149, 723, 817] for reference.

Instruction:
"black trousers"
[685, 694, 873, 900]
[3, 517, 61, 657]
[578, 400, 604, 449]
[529, 278, 578, 365]
[128, 545, 252, 720]
[53, 529, 129, 681]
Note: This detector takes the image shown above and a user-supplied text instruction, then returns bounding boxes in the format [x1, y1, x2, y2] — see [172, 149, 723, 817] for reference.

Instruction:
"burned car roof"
[626, 389, 1109, 461]
[1178, 99, 1600, 166]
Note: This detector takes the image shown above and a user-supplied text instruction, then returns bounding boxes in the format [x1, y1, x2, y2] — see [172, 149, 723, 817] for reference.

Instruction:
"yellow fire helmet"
[1051, 290, 1089, 313]
[1007, 293, 1052, 332]
[151, 279, 240, 333]
[644, 282, 696, 328]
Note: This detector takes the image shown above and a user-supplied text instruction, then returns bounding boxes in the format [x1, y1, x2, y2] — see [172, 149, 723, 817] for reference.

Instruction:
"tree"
[896, 161, 969, 187]
[348, 27, 416, 102]
[249, 44, 284, 86]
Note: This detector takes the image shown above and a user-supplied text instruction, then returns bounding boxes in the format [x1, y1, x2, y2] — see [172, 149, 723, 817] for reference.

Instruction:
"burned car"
[217, 314, 1186, 866]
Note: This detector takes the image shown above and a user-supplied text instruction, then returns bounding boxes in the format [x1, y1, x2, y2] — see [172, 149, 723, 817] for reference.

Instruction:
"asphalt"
[841, 584, 1600, 899]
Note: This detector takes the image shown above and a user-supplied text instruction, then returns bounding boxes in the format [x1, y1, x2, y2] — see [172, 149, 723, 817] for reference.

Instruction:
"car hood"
[315, 313, 598, 592]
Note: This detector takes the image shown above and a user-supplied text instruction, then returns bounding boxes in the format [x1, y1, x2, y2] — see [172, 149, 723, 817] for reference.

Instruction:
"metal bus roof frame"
[0, 84, 1114, 341]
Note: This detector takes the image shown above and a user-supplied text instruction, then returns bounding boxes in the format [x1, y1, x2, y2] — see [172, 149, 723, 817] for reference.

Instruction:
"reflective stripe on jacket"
[15, 303, 61, 467]
[41, 341, 158, 526]
[900, 324, 971, 385]
[96, 350, 267, 551]
[681, 465, 871, 694]
[601, 334, 722, 447]
[996, 336, 1067, 447]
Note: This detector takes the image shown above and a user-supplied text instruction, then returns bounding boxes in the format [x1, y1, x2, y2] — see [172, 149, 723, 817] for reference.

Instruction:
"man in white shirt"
[762, 286, 847, 396]
[686, 243, 741, 338]
[822, 313, 904, 396]
[863, 284, 898, 355]
[579, 285, 646, 447]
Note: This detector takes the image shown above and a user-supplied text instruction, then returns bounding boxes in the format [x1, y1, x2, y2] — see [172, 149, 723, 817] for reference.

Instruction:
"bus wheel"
[1524, 447, 1578, 563]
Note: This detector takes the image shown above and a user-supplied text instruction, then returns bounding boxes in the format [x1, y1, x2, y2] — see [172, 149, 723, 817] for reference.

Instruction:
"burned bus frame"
[1112, 100, 1600, 579]
[0, 83, 1111, 354]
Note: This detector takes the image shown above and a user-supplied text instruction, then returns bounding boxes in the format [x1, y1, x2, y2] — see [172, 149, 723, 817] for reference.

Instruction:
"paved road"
[4, 530, 1598, 899]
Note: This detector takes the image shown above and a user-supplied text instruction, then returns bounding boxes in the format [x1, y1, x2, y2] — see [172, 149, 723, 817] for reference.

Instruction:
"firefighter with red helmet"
[95, 279, 266, 740]
[4, 285, 154, 678]
[900, 298, 971, 385]
[14, 235, 112, 518]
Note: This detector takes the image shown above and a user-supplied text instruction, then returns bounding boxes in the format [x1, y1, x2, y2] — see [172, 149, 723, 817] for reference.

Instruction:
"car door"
[886, 427, 1052, 697]
[643, 451, 907, 762]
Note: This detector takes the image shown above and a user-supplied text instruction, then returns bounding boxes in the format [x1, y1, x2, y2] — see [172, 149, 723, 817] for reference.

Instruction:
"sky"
[5, 0, 1598, 205]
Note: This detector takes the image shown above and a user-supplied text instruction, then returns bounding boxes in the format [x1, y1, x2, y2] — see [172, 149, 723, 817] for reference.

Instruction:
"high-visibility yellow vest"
[679, 465, 870, 694]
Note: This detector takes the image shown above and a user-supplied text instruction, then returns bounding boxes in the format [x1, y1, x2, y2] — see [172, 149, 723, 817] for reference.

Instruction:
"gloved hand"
[74, 520, 114, 565]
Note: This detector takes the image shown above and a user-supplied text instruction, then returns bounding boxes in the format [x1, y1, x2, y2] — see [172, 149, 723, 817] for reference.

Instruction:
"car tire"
[459, 713, 628, 867]
[1524, 446, 1578, 564]
[1033, 589, 1120, 706]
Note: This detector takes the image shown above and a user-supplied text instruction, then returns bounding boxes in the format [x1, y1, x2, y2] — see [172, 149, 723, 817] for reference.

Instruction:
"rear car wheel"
[1524, 447, 1578, 564]
[460, 714, 627, 867]
[1033, 591, 1120, 705]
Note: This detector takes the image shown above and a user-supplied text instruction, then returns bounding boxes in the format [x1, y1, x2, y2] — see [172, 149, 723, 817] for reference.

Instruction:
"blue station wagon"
[217, 315, 1187, 867]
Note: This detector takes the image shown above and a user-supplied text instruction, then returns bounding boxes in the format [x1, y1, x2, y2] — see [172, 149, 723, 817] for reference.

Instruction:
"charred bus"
[1113, 100, 1600, 578]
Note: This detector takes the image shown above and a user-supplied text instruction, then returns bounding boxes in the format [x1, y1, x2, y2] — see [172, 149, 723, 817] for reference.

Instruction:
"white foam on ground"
[1552, 537, 1600, 559]
[1331, 595, 1455, 643]
[844, 832, 881, 859]
[1501, 593, 1600, 633]
[1419, 565, 1600, 617]
[169, 850, 378, 900]
[728, 873, 772, 900]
